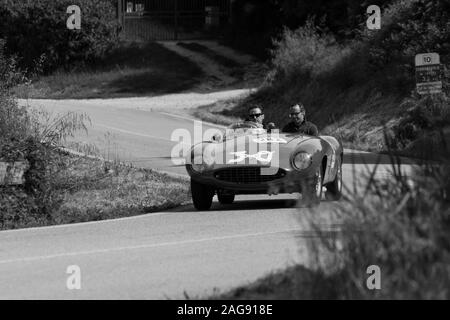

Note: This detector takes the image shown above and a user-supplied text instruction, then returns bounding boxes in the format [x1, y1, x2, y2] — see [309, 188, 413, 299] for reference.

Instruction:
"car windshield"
[224, 123, 267, 139]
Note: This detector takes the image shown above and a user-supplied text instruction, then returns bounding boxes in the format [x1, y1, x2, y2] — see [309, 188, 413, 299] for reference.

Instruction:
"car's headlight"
[190, 148, 215, 173]
[191, 155, 206, 173]
[292, 152, 312, 170]
[191, 163, 207, 173]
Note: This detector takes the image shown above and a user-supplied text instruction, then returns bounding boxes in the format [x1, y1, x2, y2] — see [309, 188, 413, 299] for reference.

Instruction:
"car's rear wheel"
[218, 193, 235, 204]
[303, 166, 323, 206]
[191, 179, 214, 211]
[325, 157, 343, 201]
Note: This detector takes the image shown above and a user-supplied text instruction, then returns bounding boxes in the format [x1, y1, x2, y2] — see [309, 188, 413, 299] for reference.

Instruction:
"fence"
[118, 0, 232, 41]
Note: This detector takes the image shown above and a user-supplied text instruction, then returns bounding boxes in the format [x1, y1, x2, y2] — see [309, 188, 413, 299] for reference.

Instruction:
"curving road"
[0, 97, 414, 299]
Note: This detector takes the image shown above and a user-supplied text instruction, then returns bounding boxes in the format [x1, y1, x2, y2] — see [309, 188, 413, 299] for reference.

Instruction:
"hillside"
[204, 0, 449, 159]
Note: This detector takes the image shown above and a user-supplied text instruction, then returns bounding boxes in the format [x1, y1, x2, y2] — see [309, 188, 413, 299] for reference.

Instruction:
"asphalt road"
[0, 98, 414, 299]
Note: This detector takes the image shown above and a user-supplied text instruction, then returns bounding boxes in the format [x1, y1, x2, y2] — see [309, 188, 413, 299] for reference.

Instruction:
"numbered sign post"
[415, 53, 443, 95]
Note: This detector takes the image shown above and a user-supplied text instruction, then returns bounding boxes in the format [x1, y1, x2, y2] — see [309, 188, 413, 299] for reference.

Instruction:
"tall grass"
[390, 94, 450, 158]
[306, 142, 450, 299]
[0, 100, 92, 227]
[1, 41, 90, 225]
[216, 144, 449, 300]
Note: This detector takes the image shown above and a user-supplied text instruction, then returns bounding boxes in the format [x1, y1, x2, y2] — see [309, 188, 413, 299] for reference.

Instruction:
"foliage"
[0, 155, 190, 230]
[269, 19, 352, 81]
[393, 94, 450, 146]
[310, 148, 450, 299]
[0, 0, 119, 74]
[0, 40, 32, 157]
[1, 39, 88, 223]
[2, 40, 190, 229]
[219, 0, 449, 157]
[363, 0, 450, 67]
[217, 147, 450, 300]
[13, 42, 204, 99]
[0, 39, 27, 90]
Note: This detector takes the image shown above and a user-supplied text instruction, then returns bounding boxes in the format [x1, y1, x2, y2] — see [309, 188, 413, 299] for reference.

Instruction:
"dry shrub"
[309, 148, 450, 299]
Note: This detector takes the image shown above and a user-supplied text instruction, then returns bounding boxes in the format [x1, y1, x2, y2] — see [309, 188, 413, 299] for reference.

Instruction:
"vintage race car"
[185, 123, 343, 210]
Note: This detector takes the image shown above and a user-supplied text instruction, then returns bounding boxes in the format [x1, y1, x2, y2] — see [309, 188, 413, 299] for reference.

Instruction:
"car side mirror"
[212, 133, 222, 143]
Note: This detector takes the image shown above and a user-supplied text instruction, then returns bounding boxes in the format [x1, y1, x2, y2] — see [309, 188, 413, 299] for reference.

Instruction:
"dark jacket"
[282, 120, 319, 136]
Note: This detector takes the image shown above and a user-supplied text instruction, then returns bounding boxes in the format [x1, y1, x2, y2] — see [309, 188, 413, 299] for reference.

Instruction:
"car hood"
[221, 132, 317, 149]
[189, 133, 319, 169]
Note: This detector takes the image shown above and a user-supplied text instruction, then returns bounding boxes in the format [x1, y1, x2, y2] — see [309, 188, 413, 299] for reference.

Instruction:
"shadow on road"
[343, 151, 421, 165]
[167, 197, 340, 213]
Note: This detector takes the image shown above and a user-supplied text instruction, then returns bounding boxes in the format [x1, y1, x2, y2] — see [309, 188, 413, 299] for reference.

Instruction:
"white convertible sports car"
[185, 123, 343, 210]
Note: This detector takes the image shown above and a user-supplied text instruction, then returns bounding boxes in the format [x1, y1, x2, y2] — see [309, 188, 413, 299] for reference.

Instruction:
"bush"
[308, 150, 450, 299]
[0, 187, 43, 229]
[216, 146, 450, 300]
[270, 19, 352, 82]
[0, 40, 31, 157]
[0, 39, 26, 90]
[363, 0, 450, 70]
[395, 95, 450, 136]
[0, 0, 119, 74]
[223, 0, 449, 157]
[1, 40, 91, 225]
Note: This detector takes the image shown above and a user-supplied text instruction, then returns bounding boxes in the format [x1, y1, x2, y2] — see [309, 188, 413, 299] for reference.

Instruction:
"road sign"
[415, 53, 443, 95]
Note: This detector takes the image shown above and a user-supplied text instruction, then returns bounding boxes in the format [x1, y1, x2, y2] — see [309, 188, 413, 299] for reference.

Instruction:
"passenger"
[282, 103, 319, 136]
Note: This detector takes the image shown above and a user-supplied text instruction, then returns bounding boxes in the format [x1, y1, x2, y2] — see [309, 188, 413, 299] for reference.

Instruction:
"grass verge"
[0, 151, 190, 230]
[192, 98, 244, 126]
[13, 42, 204, 99]
[212, 265, 343, 300]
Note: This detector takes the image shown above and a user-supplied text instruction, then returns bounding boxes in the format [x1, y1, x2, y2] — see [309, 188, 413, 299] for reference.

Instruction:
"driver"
[244, 105, 265, 129]
[243, 105, 276, 130]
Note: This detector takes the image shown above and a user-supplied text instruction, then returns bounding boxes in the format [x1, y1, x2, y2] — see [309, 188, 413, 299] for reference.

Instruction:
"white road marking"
[158, 112, 226, 129]
[96, 123, 173, 142]
[96, 123, 193, 149]
[0, 228, 307, 265]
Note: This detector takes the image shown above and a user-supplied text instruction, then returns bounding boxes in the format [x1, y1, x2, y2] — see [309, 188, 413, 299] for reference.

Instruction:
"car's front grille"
[214, 167, 286, 184]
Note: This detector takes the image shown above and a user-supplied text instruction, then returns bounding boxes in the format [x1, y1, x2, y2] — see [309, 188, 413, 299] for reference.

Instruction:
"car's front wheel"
[303, 166, 323, 206]
[325, 157, 343, 201]
[191, 179, 214, 211]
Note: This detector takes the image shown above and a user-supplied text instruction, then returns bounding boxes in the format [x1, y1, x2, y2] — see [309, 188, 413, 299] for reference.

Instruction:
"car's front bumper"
[187, 165, 316, 194]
